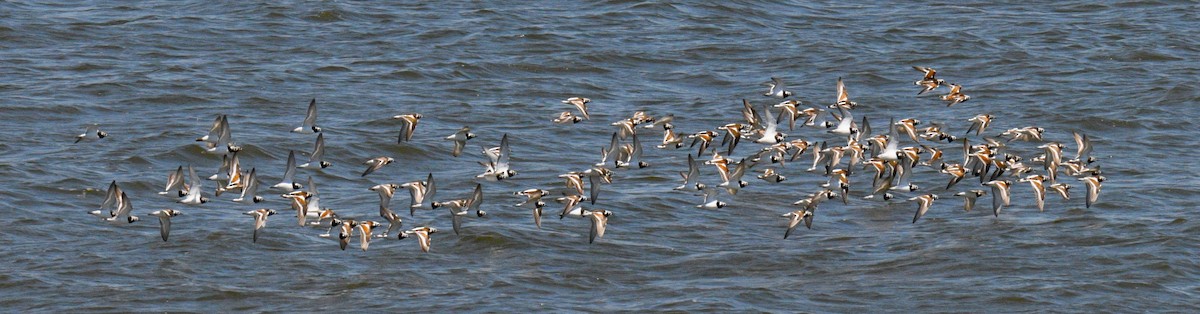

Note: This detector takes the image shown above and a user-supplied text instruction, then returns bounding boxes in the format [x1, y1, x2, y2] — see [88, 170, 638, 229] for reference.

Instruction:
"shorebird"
[562, 97, 591, 120]
[392, 113, 421, 142]
[291, 98, 322, 133]
[232, 168, 264, 204]
[832, 77, 858, 109]
[587, 209, 612, 244]
[445, 126, 476, 157]
[954, 190, 987, 212]
[763, 77, 793, 98]
[782, 209, 814, 239]
[361, 156, 395, 177]
[159, 166, 187, 197]
[272, 151, 304, 191]
[243, 209, 276, 243]
[298, 133, 331, 169]
[910, 194, 940, 223]
[941, 83, 971, 106]
[983, 180, 1012, 217]
[913, 66, 945, 95]
[74, 124, 107, 143]
[1079, 175, 1105, 208]
[554, 111, 584, 124]
[149, 209, 182, 241]
[179, 166, 209, 205]
[400, 173, 436, 216]
[398, 226, 438, 253]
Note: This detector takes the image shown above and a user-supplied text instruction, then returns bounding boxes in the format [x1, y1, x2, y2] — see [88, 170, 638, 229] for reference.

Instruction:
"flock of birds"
[81, 66, 1107, 252]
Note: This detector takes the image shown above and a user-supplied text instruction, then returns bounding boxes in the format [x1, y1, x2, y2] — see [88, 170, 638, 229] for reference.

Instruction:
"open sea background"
[0, 1, 1197, 312]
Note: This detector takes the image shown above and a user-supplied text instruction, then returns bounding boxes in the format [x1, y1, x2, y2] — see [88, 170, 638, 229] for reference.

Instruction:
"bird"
[434, 183, 485, 235]
[310, 208, 340, 237]
[554, 111, 584, 124]
[476, 134, 515, 180]
[445, 126, 476, 157]
[196, 114, 225, 144]
[1019, 174, 1047, 211]
[614, 132, 649, 168]
[562, 97, 591, 120]
[764, 77, 793, 98]
[826, 168, 851, 204]
[201, 115, 239, 155]
[754, 104, 785, 144]
[361, 156, 395, 177]
[74, 124, 107, 143]
[954, 190, 987, 212]
[587, 209, 612, 244]
[298, 133, 331, 169]
[356, 221, 381, 251]
[514, 189, 548, 208]
[966, 114, 993, 136]
[695, 186, 727, 209]
[207, 154, 231, 181]
[92, 180, 122, 219]
[1049, 183, 1071, 200]
[556, 194, 586, 219]
[1079, 175, 1105, 208]
[782, 209, 814, 239]
[657, 127, 685, 149]
[378, 207, 403, 239]
[285, 180, 321, 226]
[232, 168, 264, 204]
[158, 166, 187, 197]
[598, 132, 622, 167]
[336, 219, 358, 250]
[149, 209, 182, 241]
[1071, 131, 1095, 163]
[826, 105, 856, 139]
[774, 100, 803, 130]
[393, 113, 422, 142]
[400, 173, 436, 216]
[370, 183, 400, 210]
[216, 151, 245, 197]
[832, 77, 858, 109]
[999, 126, 1045, 142]
[91, 183, 140, 224]
[983, 180, 1012, 217]
[717, 159, 749, 196]
[910, 194, 940, 223]
[272, 151, 304, 191]
[940, 163, 968, 189]
[243, 209, 276, 243]
[941, 83, 971, 106]
[584, 166, 613, 205]
[291, 98, 322, 133]
[644, 113, 674, 129]
[531, 202, 546, 229]
[611, 119, 637, 140]
[688, 130, 717, 156]
[895, 118, 922, 143]
[913, 66, 945, 95]
[179, 165, 209, 205]
[757, 168, 786, 183]
[876, 118, 901, 161]
[398, 226, 438, 253]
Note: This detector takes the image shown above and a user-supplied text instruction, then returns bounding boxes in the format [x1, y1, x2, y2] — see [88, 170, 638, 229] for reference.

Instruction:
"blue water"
[0, 1, 1196, 311]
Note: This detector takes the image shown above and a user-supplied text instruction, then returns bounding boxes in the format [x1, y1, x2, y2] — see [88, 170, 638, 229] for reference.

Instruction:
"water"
[0, 1, 1197, 311]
